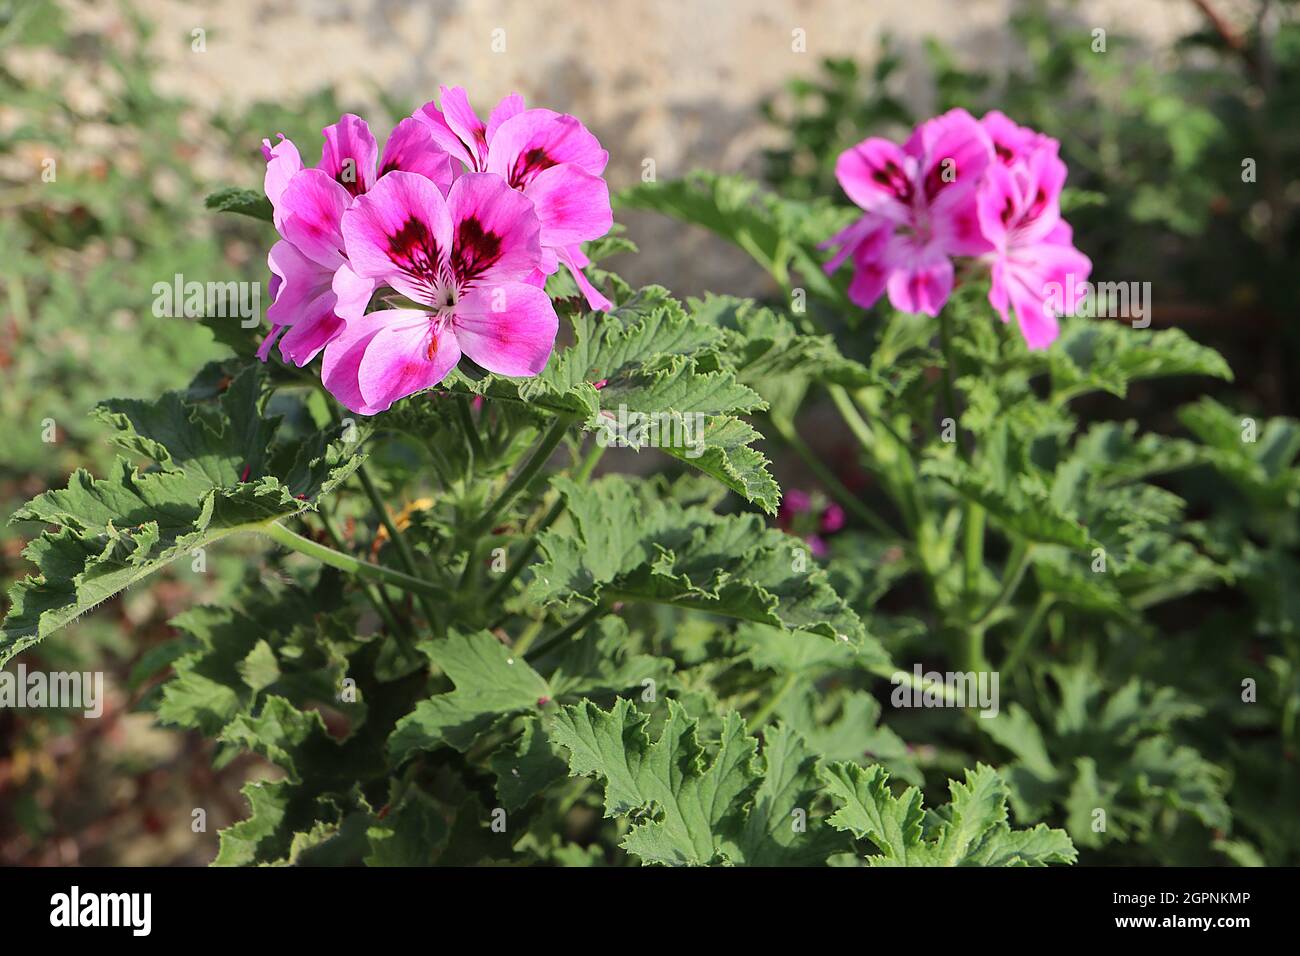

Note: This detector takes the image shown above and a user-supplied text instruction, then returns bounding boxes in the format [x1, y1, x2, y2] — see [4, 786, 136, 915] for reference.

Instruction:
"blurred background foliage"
[2, 0, 1298, 864]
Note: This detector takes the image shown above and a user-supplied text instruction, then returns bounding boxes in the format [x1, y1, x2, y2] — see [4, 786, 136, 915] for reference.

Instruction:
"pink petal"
[262, 134, 304, 228]
[453, 282, 558, 376]
[322, 310, 457, 415]
[331, 262, 375, 322]
[486, 93, 526, 141]
[445, 172, 543, 286]
[980, 110, 1042, 166]
[486, 110, 609, 187]
[933, 193, 991, 257]
[322, 311, 391, 414]
[266, 240, 344, 366]
[995, 241, 1092, 350]
[256, 326, 284, 362]
[318, 113, 378, 198]
[413, 97, 479, 171]
[1007, 141, 1066, 245]
[358, 311, 461, 411]
[341, 170, 452, 305]
[559, 245, 613, 312]
[882, 236, 954, 316]
[522, 163, 612, 248]
[913, 108, 993, 207]
[821, 215, 891, 274]
[834, 138, 913, 223]
[847, 255, 890, 310]
[977, 160, 1019, 251]
[378, 117, 455, 191]
[278, 169, 351, 269]
[278, 308, 345, 367]
[437, 85, 489, 169]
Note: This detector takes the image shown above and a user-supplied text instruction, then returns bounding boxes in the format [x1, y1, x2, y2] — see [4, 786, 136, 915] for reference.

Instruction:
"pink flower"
[975, 114, 1091, 349]
[414, 87, 614, 311]
[258, 115, 454, 366]
[776, 489, 844, 558]
[980, 110, 1044, 167]
[825, 108, 993, 316]
[320, 171, 558, 415]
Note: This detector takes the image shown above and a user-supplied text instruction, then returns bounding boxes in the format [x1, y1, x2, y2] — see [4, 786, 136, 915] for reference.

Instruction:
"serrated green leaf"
[2, 365, 361, 664]
[550, 698, 843, 865]
[1046, 319, 1232, 401]
[822, 762, 1076, 866]
[529, 476, 885, 660]
[388, 630, 551, 760]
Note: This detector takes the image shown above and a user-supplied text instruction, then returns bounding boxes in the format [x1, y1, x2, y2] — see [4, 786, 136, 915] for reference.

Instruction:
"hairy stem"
[468, 416, 572, 540]
[750, 671, 799, 729]
[486, 440, 606, 609]
[262, 521, 447, 600]
[355, 461, 441, 628]
[524, 604, 607, 661]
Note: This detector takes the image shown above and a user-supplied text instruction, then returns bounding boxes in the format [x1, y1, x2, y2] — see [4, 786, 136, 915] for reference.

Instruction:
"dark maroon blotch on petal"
[451, 216, 503, 284]
[508, 147, 556, 189]
[387, 216, 441, 282]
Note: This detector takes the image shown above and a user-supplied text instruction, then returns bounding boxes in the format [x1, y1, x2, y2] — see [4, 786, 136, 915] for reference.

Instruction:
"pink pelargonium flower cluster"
[824, 109, 1091, 350]
[256, 86, 614, 415]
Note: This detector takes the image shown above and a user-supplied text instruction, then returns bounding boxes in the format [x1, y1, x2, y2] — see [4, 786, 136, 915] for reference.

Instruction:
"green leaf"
[687, 294, 870, 415]
[446, 289, 780, 511]
[549, 698, 843, 865]
[822, 762, 1076, 866]
[1045, 319, 1232, 401]
[617, 172, 854, 303]
[388, 630, 551, 761]
[219, 694, 336, 783]
[922, 456, 1096, 550]
[1179, 397, 1300, 508]
[205, 186, 274, 223]
[1, 366, 361, 664]
[365, 789, 450, 866]
[490, 714, 571, 812]
[529, 476, 884, 660]
[723, 721, 846, 865]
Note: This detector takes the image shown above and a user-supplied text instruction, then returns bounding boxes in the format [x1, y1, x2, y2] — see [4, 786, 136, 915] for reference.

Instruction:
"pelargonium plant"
[4, 89, 1266, 868]
[825, 108, 1091, 348]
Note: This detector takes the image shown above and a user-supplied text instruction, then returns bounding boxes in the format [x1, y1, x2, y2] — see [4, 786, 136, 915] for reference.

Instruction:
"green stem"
[868, 662, 962, 706]
[972, 540, 1035, 630]
[486, 441, 606, 609]
[467, 416, 571, 540]
[510, 617, 548, 656]
[937, 308, 966, 458]
[355, 461, 441, 628]
[827, 385, 878, 451]
[768, 413, 901, 541]
[262, 521, 446, 599]
[455, 397, 484, 472]
[750, 671, 798, 729]
[525, 604, 606, 661]
[963, 503, 985, 599]
[315, 507, 405, 638]
[1002, 594, 1054, 675]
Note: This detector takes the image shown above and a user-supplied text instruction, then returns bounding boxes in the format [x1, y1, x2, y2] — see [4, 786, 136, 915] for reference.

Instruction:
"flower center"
[431, 280, 458, 316]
